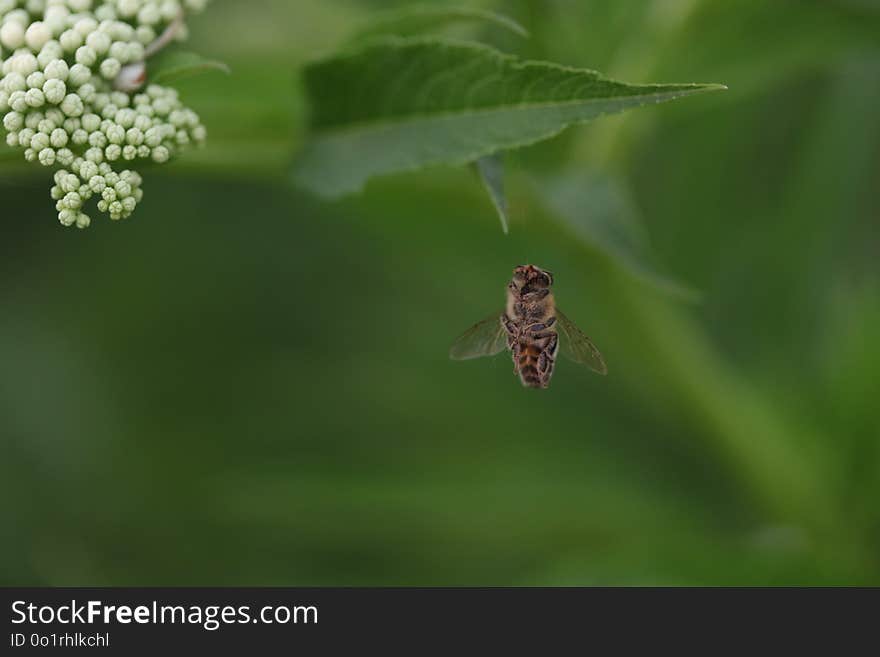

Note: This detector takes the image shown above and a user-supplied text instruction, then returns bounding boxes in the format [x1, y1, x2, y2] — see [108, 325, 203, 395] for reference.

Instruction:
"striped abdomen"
[514, 337, 557, 389]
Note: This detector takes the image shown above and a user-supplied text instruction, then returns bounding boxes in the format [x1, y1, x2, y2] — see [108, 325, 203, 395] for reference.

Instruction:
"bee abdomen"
[515, 344, 553, 389]
[519, 362, 543, 388]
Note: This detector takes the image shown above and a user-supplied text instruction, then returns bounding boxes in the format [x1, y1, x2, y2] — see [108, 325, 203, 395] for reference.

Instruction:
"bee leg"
[547, 333, 558, 356]
[538, 351, 551, 374]
[531, 332, 558, 357]
[511, 342, 522, 374]
[527, 322, 556, 333]
[532, 331, 556, 349]
[503, 316, 518, 350]
[538, 343, 557, 387]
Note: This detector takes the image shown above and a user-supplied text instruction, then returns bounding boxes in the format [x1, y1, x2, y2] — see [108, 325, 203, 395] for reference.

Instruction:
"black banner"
[2, 588, 877, 652]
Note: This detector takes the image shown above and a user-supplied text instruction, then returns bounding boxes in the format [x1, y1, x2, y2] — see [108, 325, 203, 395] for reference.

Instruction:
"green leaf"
[535, 172, 697, 300]
[292, 38, 725, 198]
[349, 5, 529, 42]
[149, 51, 230, 85]
[473, 155, 508, 234]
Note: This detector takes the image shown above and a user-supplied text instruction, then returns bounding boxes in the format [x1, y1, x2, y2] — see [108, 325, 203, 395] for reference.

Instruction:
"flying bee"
[450, 265, 607, 388]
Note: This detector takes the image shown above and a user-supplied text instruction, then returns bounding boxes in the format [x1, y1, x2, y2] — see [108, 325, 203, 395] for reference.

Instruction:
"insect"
[449, 265, 607, 388]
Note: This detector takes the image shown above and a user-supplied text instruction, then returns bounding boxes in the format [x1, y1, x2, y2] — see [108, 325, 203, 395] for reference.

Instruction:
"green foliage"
[148, 51, 231, 86]
[473, 155, 508, 233]
[348, 4, 530, 41]
[291, 37, 724, 198]
[534, 172, 695, 299]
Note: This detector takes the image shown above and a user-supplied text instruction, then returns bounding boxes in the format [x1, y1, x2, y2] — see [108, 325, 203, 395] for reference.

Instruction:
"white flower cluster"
[0, 0, 210, 228]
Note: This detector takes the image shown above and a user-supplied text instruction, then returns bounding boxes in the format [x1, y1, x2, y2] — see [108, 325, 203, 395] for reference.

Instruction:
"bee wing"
[556, 309, 608, 375]
[449, 311, 508, 360]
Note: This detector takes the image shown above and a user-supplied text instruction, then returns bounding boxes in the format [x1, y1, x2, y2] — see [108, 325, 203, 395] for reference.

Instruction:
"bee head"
[513, 264, 554, 289]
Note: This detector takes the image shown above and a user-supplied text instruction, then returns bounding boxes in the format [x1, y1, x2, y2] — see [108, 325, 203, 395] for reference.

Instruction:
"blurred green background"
[2, 0, 879, 585]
